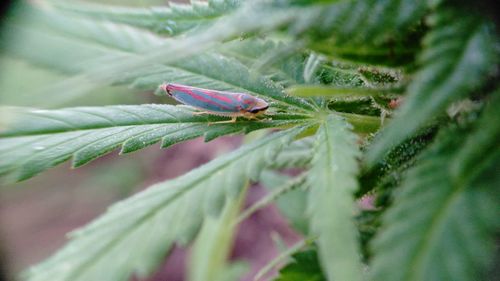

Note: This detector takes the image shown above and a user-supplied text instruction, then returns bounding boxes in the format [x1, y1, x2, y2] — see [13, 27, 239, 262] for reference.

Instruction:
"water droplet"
[33, 146, 45, 150]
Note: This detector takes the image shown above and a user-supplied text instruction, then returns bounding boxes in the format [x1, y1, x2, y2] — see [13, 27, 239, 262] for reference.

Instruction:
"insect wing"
[168, 85, 242, 113]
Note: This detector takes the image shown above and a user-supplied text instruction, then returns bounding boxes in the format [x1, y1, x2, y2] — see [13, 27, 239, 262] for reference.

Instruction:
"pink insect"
[160, 83, 269, 123]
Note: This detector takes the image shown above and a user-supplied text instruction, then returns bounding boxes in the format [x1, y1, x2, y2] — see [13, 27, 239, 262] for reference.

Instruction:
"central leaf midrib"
[1, 118, 306, 137]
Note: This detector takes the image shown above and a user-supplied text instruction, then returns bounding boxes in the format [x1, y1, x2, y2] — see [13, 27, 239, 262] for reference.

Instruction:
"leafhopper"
[160, 83, 269, 123]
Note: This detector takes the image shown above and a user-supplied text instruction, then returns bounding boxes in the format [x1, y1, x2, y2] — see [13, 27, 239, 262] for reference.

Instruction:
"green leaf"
[370, 125, 500, 281]
[5, 0, 427, 108]
[451, 91, 500, 182]
[357, 127, 437, 198]
[1, 23, 113, 74]
[357, 67, 401, 87]
[275, 249, 326, 281]
[4, 1, 304, 108]
[3, 6, 163, 73]
[286, 85, 397, 98]
[294, 0, 427, 44]
[307, 115, 363, 281]
[0, 105, 308, 182]
[216, 262, 249, 281]
[220, 39, 308, 87]
[134, 52, 315, 111]
[189, 183, 247, 281]
[316, 64, 365, 87]
[366, 8, 498, 166]
[328, 98, 382, 116]
[47, 0, 241, 36]
[6, 0, 425, 109]
[309, 41, 418, 67]
[26, 6, 165, 52]
[254, 239, 311, 281]
[356, 210, 381, 261]
[245, 171, 309, 234]
[269, 137, 314, 169]
[336, 113, 381, 134]
[6, 7, 314, 111]
[23, 126, 304, 281]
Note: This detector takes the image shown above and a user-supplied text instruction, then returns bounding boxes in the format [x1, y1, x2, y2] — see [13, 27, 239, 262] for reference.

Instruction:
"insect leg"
[191, 111, 213, 116]
[207, 116, 238, 125]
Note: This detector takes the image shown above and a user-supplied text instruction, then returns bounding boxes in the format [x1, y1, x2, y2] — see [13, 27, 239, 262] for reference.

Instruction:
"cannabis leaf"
[1, 0, 497, 280]
[451, 91, 500, 182]
[136, 52, 315, 111]
[252, 171, 309, 234]
[307, 115, 363, 281]
[299, 0, 427, 44]
[47, 0, 242, 36]
[23, 127, 304, 281]
[370, 111, 500, 281]
[0, 105, 308, 181]
[189, 186, 245, 281]
[366, 7, 498, 165]
[4, 7, 314, 110]
[275, 249, 326, 281]
[296, 0, 427, 66]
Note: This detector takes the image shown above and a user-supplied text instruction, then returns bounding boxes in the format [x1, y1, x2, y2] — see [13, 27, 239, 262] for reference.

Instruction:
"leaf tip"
[71, 156, 87, 169]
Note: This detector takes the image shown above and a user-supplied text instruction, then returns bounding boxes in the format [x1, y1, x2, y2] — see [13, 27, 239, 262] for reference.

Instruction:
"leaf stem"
[287, 85, 400, 98]
[235, 173, 307, 226]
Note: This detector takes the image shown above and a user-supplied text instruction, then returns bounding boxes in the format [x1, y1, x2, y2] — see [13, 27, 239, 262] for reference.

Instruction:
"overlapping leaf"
[366, 7, 498, 165]
[255, 171, 309, 234]
[291, 0, 427, 66]
[307, 115, 363, 281]
[329, 0, 426, 42]
[275, 249, 326, 281]
[269, 137, 314, 169]
[132, 53, 315, 111]
[46, 0, 241, 36]
[47, 0, 427, 45]
[1, 1, 497, 280]
[23, 127, 304, 281]
[0, 105, 308, 182]
[189, 184, 246, 281]
[1, 23, 115, 74]
[451, 91, 500, 181]
[254, 239, 311, 281]
[4, 7, 314, 111]
[370, 122, 500, 281]
[219, 39, 308, 87]
[37, 0, 300, 95]
[6, 0, 428, 105]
